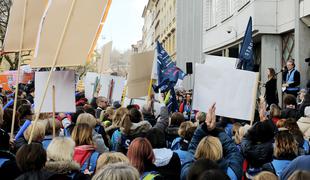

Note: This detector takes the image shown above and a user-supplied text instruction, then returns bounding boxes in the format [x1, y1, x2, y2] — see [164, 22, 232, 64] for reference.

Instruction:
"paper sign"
[34, 71, 76, 113]
[84, 72, 125, 103]
[192, 64, 258, 121]
[31, 0, 108, 67]
[205, 55, 237, 69]
[127, 51, 154, 98]
[98, 41, 113, 73]
[3, 0, 48, 52]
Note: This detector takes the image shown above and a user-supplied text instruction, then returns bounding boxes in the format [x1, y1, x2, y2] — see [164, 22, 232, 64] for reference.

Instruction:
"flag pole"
[28, 0, 77, 144]
[147, 79, 153, 98]
[52, 85, 56, 138]
[10, 0, 28, 142]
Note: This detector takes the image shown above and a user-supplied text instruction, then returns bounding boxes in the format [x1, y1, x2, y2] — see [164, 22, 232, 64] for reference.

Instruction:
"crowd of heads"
[0, 79, 310, 180]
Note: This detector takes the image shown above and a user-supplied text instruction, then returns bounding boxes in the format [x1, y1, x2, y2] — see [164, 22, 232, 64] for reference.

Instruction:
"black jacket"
[281, 108, 301, 120]
[265, 78, 278, 106]
[0, 150, 22, 180]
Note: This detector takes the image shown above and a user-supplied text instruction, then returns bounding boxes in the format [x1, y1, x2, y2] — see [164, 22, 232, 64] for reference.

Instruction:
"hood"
[73, 145, 95, 166]
[153, 148, 173, 167]
[44, 160, 80, 174]
[128, 121, 152, 136]
[245, 142, 273, 167]
[298, 117, 310, 124]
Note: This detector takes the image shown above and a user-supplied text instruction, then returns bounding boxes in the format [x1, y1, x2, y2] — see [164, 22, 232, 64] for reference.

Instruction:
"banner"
[31, 0, 108, 67]
[192, 63, 259, 121]
[205, 55, 237, 69]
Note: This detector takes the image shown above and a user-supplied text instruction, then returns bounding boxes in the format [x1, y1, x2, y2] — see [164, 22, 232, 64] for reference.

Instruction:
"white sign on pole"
[192, 63, 258, 121]
[205, 55, 237, 69]
[34, 71, 76, 113]
[84, 72, 125, 103]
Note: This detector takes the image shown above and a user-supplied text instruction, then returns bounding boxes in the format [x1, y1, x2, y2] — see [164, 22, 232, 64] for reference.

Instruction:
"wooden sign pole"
[52, 85, 56, 138]
[10, 0, 28, 142]
[28, 0, 77, 144]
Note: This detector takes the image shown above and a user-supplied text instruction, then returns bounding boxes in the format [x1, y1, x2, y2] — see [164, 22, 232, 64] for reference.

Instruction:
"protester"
[269, 104, 281, 125]
[298, 93, 310, 117]
[297, 107, 310, 140]
[186, 158, 220, 180]
[94, 96, 109, 119]
[280, 155, 310, 180]
[92, 163, 139, 180]
[42, 118, 62, 149]
[195, 111, 206, 126]
[284, 118, 307, 154]
[166, 112, 185, 148]
[2, 108, 20, 135]
[282, 59, 301, 97]
[95, 152, 129, 172]
[253, 171, 277, 180]
[265, 68, 279, 108]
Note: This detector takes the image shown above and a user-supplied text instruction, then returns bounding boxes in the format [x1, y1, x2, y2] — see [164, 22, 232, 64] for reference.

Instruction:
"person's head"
[0, 129, 10, 150]
[288, 170, 310, 180]
[18, 104, 33, 120]
[100, 107, 114, 122]
[96, 96, 108, 109]
[146, 128, 166, 149]
[76, 113, 97, 128]
[187, 159, 220, 180]
[2, 108, 20, 132]
[71, 107, 85, 124]
[274, 130, 298, 159]
[46, 137, 75, 162]
[127, 137, 154, 173]
[39, 113, 52, 120]
[298, 89, 307, 101]
[235, 124, 251, 145]
[247, 121, 274, 143]
[198, 169, 230, 180]
[178, 121, 196, 141]
[253, 171, 277, 180]
[269, 104, 281, 118]
[186, 93, 191, 103]
[232, 122, 242, 137]
[45, 118, 62, 136]
[286, 59, 295, 71]
[92, 163, 139, 180]
[23, 122, 46, 142]
[195, 136, 223, 161]
[284, 118, 304, 143]
[96, 152, 129, 172]
[71, 123, 94, 146]
[170, 112, 185, 127]
[196, 112, 206, 124]
[119, 113, 133, 135]
[267, 68, 276, 80]
[305, 106, 310, 118]
[113, 107, 128, 127]
[16, 143, 47, 172]
[83, 105, 96, 117]
[283, 94, 297, 108]
[129, 108, 143, 123]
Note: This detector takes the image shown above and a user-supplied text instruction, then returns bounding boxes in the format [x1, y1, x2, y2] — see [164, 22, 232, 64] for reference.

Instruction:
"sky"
[97, 0, 148, 52]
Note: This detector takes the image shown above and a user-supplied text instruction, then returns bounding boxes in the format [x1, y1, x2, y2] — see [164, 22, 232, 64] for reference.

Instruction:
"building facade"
[202, 0, 310, 97]
[141, 0, 177, 59]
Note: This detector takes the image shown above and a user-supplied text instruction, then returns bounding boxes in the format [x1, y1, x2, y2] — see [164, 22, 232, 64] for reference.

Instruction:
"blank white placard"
[192, 64, 258, 121]
[205, 55, 237, 69]
[34, 71, 76, 113]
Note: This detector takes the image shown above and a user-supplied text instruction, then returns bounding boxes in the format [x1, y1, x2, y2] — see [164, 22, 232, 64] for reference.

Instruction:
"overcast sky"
[97, 0, 148, 52]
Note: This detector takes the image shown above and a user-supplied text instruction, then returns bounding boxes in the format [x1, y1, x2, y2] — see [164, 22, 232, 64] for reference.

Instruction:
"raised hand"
[206, 103, 216, 131]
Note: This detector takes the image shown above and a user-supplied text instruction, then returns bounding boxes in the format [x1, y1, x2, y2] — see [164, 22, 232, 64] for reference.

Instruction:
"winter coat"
[92, 130, 109, 153]
[153, 148, 181, 180]
[281, 108, 301, 119]
[280, 155, 310, 180]
[143, 114, 157, 127]
[16, 170, 55, 180]
[181, 124, 243, 180]
[165, 126, 179, 148]
[297, 117, 310, 140]
[153, 107, 169, 130]
[0, 150, 22, 180]
[44, 160, 89, 179]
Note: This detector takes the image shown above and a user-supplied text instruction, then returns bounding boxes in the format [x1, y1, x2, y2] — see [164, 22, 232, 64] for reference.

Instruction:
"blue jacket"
[181, 124, 243, 180]
[280, 155, 310, 180]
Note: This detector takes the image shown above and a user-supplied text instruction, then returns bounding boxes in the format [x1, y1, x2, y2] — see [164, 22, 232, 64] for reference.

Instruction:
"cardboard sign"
[205, 55, 237, 69]
[34, 71, 76, 113]
[84, 72, 125, 103]
[31, 0, 108, 67]
[192, 63, 259, 121]
[3, 0, 48, 52]
[127, 51, 154, 98]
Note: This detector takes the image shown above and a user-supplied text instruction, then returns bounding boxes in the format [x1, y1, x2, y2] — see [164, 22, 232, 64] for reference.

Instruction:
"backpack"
[80, 151, 100, 174]
[140, 171, 160, 180]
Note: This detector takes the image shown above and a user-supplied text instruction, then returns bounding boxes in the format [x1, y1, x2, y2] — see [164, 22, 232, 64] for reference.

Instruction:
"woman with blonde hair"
[253, 171, 277, 180]
[266, 130, 298, 176]
[76, 113, 109, 153]
[181, 103, 243, 180]
[92, 162, 139, 180]
[42, 118, 62, 150]
[106, 108, 128, 136]
[96, 152, 129, 172]
[44, 137, 87, 179]
[72, 123, 100, 175]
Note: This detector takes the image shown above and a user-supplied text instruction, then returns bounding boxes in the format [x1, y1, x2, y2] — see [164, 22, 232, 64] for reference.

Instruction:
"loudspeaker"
[186, 62, 193, 75]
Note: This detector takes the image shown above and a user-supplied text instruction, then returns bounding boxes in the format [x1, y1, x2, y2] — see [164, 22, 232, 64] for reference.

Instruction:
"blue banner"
[238, 16, 254, 71]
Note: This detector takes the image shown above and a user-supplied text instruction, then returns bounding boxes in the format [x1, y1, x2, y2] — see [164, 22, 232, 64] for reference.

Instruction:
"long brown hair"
[127, 138, 154, 174]
[274, 130, 298, 159]
[268, 68, 276, 80]
[71, 123, 94, 146]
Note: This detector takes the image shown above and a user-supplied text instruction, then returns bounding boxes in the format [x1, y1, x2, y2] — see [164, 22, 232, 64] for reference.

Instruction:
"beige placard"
[98, 41, 113, 73]
[127, 50, 154, 98]
[3, 0, 48, 52]
[31, 0, 108, 68]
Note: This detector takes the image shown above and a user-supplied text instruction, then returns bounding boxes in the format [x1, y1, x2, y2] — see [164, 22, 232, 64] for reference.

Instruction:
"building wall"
[176, 0, 204, 89]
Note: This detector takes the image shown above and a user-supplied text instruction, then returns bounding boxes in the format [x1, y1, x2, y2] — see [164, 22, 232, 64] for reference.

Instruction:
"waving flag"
[153, 41, 186, 112]
[237, 16, 254, 71]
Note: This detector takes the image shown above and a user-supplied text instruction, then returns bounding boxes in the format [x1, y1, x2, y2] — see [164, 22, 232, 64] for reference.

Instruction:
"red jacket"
[73, 145, 96, 166]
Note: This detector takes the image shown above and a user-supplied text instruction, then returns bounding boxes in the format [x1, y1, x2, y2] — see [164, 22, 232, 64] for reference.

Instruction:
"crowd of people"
[0, 67, 310, 180]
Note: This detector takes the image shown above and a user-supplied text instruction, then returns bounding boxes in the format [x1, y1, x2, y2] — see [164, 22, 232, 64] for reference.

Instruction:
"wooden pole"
[52, 85, 56, 138]
[147, 79, 153, 98]
[28, 0, 77, 144]
[10, 0, 27, 142]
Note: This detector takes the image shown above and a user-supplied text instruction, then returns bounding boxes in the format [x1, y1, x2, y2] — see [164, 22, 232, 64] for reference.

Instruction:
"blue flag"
[237, 16, 254, 71]
[153, 41, 186, 112]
